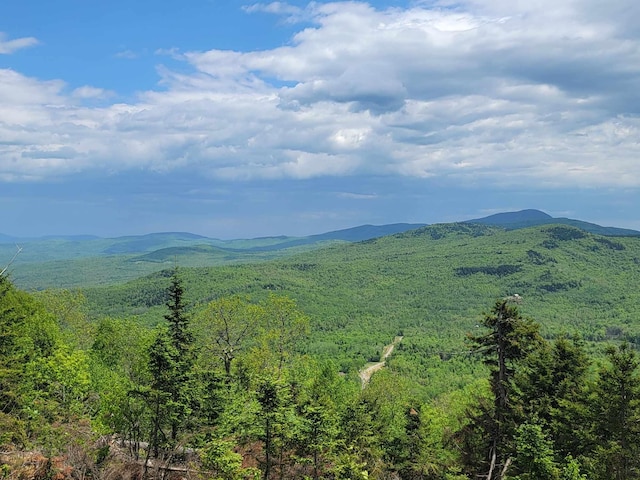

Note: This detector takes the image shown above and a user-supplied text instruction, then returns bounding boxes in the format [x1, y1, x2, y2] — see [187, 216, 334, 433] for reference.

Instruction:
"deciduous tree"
[195, 295, 260, 379]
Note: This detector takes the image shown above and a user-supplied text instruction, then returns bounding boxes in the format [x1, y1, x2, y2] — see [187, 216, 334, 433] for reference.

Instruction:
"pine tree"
[257, 376, 292, 480]
[147, 330, 175, 456]
[147, 268, 195, 455]
[519, 336, 591, 460]
[164, 268, 194, 361]
[591, 343, 640, 480]
[467, 298, 543, 479]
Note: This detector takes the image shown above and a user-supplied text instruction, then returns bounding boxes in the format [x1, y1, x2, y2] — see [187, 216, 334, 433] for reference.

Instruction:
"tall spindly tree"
[467, 297, 542, 480]
[147, 268, 196, 454]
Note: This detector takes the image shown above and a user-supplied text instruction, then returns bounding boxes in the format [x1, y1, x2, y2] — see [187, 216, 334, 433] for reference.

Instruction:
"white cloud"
[242, 2, 310, 23]
[0, 69, 65, 105]
[72, 86, 113, 99]
[1, 1, 640, 190]
[115, 49, 138, 59]
[0, 32, 38, 54]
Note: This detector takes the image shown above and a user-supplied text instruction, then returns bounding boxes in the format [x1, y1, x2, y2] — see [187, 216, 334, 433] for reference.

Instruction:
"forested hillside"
[6, 209, 636, 291]
[1, 224, 424, 290]
[2, 222, 640, 479]
[85, 223, 640, 390]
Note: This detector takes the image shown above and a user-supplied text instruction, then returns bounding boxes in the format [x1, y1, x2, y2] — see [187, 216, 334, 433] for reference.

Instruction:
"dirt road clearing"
[358, 336, 403, 387]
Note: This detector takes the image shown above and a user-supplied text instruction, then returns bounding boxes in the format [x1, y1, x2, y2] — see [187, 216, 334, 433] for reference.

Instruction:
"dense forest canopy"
[2, 222, 640, 479]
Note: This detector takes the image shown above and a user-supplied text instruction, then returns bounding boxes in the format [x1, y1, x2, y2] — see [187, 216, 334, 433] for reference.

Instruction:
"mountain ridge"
[2, 210, 638, 245]
[4, 210, 639, 289]
[465, 209, 640, 236]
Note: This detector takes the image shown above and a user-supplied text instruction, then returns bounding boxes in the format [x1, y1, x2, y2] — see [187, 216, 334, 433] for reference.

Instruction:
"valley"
[2, 210, 640, 479]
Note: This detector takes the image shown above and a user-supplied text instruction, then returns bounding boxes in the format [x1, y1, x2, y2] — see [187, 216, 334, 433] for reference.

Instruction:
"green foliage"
[560, 456, 587, 480]
[81, 224, 640, 401]
[34, 289, 93, 350]
[91, 316, 151, 382]
[330, 449, 370, 480]
[455, 265, 523, 277]
[256, 375, 299, 480]
[6, 222, 640, 479]
[546, 226, 587, 241]
[0, 411, 27, 448]
[146, 268, 197, 455]
[164, 269, 194, 360]
[590, 343, 640, 480]
[512, 420, 560, 480]
[0, 275, 62, 416]
[593, 237, 625, 251]
[466, 299, 543, 478]
[259, 294, 310, 374]
[518, 336, 591, 460]
[201, 438, 259, 480]
[193, 295, 262, 377]
[23, 347, 92, 420]
[287, 359, 345, 479]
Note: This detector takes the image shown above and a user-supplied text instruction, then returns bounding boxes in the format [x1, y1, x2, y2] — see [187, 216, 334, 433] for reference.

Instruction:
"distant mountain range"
[231, 223, 428, 252]
[2, 210, 639, 289]
[0, 224, 428, 250]
[2, 209, 637, 248]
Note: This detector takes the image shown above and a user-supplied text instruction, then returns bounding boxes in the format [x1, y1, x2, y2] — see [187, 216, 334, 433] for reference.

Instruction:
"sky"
[1, 0, 639, 239]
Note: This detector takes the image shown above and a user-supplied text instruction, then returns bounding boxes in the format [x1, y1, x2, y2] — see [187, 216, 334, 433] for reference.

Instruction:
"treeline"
[2, 271, 640, 479]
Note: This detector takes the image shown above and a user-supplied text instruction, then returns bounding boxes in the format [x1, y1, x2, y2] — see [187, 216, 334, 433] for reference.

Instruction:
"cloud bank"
[1, 0, 640, 189]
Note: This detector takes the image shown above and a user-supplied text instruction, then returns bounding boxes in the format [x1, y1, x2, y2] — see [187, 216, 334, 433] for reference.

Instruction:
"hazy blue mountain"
[4, 223, 429, 288]
[39, 235, 102, 241]
[4, 212, 639, 289]
[236, 223, 427, 252]
[312, 223, 427, 241]
[103, 232, 211, 254]
[466, 209, 552, 226]
[0, 233, 18, 244]
[466, 209, 640, 236]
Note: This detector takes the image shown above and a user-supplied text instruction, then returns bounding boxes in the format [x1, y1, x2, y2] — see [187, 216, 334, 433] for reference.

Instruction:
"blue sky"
[1, 0, 639, 238]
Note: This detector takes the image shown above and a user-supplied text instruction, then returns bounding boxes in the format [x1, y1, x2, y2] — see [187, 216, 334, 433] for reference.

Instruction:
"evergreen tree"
[519, 336, 591, 461]
[147, 268, 196, 454]
[396, 406, 432, 480]
[164, 268, 194, 362]
[147, 329, 175, 456]
[291, 360, 344, 480]
[590, 343, 640, 480]
[257, 376, 294, 480]
[466, 298, 543, 479]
